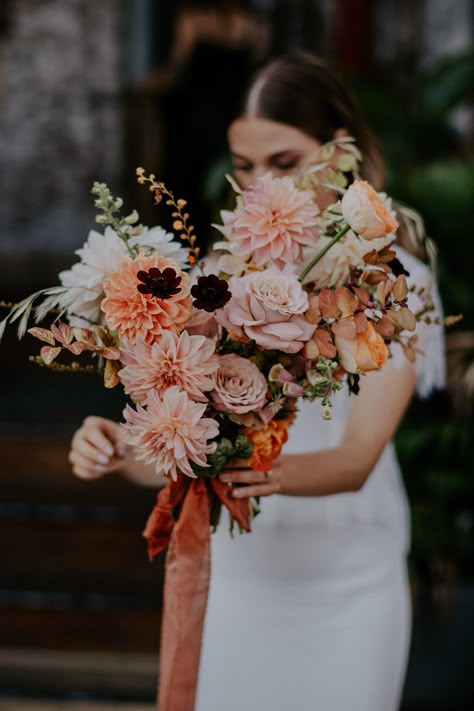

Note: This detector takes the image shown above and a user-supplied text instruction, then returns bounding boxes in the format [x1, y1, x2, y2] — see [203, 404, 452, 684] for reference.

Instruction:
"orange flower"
[334, 320, 388, 374]
[341, 180, 398, 240]
[101, 255, 192, 345]
[244, 415, 295, 472]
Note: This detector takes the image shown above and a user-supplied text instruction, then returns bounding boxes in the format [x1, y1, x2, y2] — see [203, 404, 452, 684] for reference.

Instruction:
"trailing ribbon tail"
[143, 477, 190, 560]
[143, 476, 252, 710]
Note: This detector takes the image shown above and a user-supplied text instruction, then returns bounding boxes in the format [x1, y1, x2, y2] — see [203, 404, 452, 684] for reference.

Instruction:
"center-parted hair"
[239, 51, 385, 190]
[236, 51, 428, 257]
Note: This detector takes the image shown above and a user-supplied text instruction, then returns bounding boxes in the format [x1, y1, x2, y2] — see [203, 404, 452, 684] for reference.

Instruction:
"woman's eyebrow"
[230, 152, 254, 163]
[268, 150, 302, 160]
[231, 149, 302, 162]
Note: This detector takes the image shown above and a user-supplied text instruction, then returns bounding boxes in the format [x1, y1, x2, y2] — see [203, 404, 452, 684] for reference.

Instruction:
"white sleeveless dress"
[195, 247, 445, 711]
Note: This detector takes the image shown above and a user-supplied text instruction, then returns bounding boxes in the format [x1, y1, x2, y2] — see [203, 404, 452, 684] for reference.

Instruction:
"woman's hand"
[219, 458, 283, 499]
[69, 416, 129, 480]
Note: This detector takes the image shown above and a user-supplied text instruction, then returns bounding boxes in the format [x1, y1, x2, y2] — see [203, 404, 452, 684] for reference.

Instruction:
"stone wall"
[0, 0, 122, 292]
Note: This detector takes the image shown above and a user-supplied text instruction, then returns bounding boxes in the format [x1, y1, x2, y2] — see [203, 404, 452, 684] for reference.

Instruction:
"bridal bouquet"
[0, 138, 434, 711]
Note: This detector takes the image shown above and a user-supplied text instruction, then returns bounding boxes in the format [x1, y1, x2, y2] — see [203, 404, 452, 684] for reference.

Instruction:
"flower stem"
[298, 224, 350, 283]
[136, 168, 202, 270]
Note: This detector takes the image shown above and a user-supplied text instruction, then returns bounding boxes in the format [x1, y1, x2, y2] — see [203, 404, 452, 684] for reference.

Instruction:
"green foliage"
[349, 51, 474, 580]
[192, 434, 253, 479]
[418, 49, 474, 116]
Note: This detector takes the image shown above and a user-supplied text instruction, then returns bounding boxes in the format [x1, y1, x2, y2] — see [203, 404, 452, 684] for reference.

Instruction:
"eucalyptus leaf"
[0, 317, 7, 341]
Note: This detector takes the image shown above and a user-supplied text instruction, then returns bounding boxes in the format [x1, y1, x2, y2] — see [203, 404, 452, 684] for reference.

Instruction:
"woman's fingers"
[231, 483, 277, 498]
[70, 436, 110, 464]
[220, 469, 268, 484]
[83, 416, 127, 457]
[69, 416, 128, 479]
[68, 450, 107, 479]
[219, 467, 279, 498]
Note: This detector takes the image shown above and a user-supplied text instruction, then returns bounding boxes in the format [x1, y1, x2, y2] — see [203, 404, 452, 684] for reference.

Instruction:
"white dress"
[195, 248, 445, 711]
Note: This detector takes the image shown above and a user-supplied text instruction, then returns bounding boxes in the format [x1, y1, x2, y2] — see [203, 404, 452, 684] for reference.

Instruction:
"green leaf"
[191, 434, 253, 479]
[418, 50, 474, 116]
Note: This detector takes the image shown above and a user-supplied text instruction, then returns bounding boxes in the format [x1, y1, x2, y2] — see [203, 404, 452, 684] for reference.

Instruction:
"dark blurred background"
[0, 1, 473, 709]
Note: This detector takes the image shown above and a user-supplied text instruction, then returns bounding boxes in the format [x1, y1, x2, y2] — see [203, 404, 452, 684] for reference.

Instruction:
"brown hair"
[239, 51, 384, 189]
[237, 51, 427, 257]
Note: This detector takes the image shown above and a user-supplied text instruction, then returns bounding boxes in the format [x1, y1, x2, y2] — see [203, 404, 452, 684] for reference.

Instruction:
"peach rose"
[210, 354, 268, 414]
[335, 320, 388, 373]
[341, 180, 398, 240]
[215, 270, 316, 354]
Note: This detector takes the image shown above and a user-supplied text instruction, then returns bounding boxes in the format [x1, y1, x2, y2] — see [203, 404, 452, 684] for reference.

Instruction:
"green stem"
[116, 228, 138, 258]
[298, 224, 350, 283]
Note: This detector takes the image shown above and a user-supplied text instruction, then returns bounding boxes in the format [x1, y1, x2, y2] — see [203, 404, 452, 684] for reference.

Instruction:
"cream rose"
[210, 354, 268, 414]
[215, 270, 316, 354]
[341, 180, 398, 240]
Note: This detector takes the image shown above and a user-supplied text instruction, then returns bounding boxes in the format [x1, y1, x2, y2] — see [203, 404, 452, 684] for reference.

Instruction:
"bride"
[69, 52, 446, 711]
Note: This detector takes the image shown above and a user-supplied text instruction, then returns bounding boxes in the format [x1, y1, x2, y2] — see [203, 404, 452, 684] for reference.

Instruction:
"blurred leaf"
[202, 152, 233, 202]
[406, 161, 474, 238]
[418, 50, 474, 116]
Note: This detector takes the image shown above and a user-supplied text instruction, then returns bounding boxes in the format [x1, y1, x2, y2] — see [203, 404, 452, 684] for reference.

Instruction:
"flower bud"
[124, 210, 139, 225]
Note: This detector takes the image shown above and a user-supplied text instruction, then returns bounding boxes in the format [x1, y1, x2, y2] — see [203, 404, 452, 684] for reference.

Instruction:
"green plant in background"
[347, 50, 474, 585]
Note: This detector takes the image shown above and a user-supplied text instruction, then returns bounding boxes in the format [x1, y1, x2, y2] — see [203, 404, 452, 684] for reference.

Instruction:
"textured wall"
[0, 0, 122, 279]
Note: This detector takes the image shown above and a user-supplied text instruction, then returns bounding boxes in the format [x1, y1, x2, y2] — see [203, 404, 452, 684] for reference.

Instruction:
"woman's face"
[228, 117, 322, 190]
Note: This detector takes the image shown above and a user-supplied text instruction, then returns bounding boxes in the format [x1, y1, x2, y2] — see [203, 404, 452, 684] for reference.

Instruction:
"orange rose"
[334, 320, 388, 374]
[341, 180, 398, 240]
[244, 416, 295, 472]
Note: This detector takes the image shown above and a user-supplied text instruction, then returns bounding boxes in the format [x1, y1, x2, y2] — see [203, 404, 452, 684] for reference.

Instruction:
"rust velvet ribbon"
[144, 476, 252, 711]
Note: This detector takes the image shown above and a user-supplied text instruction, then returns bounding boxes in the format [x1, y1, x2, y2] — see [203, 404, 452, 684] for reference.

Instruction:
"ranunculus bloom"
[334, 320, 388, 373]
[210, 354, 268, 414]
[215, 269, 316, 354]
[243, 415, 295, 472]
[221, 174, 320, 268]
[118, 331, 219, 404]
[341, 180, 398, 240]
[122, 386, 219, 480]
[101, 255, 192, 345]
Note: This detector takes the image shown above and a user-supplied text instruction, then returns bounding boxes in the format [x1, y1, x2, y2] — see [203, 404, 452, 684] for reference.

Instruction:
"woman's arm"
[69, 416, 165, 488]
[219, 358, 417, 498]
